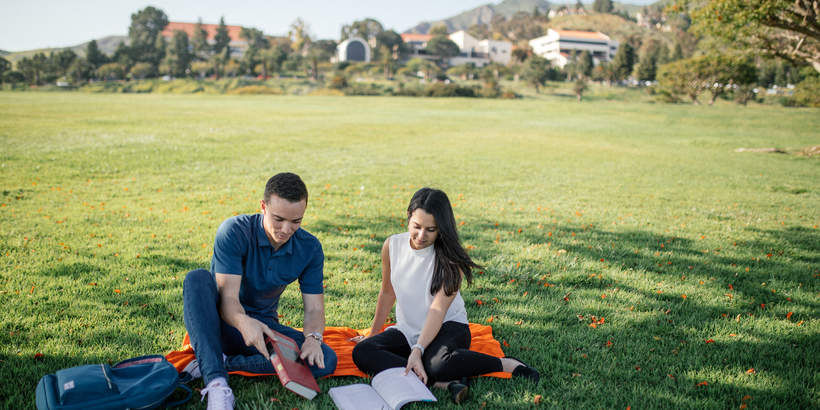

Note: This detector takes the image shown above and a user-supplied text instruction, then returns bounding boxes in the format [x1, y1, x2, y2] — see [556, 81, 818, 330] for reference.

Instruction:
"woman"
[352, 188, 539, 403]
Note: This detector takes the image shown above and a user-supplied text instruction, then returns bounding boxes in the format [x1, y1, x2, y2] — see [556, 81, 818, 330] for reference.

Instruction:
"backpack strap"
[163, 381, 193, 408]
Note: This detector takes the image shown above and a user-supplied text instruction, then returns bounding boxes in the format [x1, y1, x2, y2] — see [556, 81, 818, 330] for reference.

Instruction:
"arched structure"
[336, 37, 371, 63]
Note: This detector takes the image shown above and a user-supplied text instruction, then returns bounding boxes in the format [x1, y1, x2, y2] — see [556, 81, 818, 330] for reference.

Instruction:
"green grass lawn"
[0, 92, 818, 409]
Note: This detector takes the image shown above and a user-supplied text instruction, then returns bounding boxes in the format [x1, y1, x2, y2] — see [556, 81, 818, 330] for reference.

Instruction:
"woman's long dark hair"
[407, 188, 481, 296]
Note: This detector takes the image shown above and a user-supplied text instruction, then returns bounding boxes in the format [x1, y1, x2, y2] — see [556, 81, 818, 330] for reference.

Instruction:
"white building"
[336, 37, 371, 63]
[529, 29, 618, 68]
[448, 31, 512, 67]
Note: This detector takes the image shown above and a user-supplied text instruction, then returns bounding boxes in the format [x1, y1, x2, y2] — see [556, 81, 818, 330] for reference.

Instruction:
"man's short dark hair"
[264, 173, 308, 204]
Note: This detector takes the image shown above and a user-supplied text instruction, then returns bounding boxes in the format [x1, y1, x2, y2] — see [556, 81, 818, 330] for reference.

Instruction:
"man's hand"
[404, 348, 427, 384]
[299, 336, 325, 368]
[236, 315, 276, 360]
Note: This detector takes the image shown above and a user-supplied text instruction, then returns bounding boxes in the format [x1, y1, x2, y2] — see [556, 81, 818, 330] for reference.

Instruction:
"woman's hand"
[404, 348, 427, 384]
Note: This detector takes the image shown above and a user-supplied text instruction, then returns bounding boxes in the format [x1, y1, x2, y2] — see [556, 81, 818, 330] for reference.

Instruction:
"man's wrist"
[304, 331, 323, 343]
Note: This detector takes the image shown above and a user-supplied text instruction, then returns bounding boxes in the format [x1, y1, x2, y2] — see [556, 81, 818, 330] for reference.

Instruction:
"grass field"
[0, 92, 818, 409]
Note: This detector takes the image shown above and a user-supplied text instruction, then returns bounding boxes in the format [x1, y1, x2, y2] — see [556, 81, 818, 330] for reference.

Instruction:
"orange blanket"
[166, 323, 510, 379]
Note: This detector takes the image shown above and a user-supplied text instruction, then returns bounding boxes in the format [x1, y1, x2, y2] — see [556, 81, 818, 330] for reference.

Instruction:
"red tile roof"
[401, 33, 434, 42]
[162, 21, 245, 42]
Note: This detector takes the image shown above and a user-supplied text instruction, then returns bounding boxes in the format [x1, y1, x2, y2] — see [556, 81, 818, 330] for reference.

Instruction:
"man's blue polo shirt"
[210, 213, 324, 323]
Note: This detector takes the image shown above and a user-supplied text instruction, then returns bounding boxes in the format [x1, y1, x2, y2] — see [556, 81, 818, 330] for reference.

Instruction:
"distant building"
[336, 37, 371, 63]
[401, 33, 434, 57]
[400, 31, 511, 67]
[528, 29, 618, 68]
[161, 21, 248, 57]
[448, 31, 511, 67]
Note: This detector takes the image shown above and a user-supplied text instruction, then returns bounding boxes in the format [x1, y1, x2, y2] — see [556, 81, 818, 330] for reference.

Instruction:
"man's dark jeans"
[183, 269, 337, 384]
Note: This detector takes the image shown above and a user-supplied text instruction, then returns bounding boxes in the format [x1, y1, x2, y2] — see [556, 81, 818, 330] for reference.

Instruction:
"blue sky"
[0, 0, 658, 52]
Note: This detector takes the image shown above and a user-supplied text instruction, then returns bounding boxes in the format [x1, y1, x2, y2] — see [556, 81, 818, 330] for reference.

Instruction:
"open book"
[329, 367, 437, 410]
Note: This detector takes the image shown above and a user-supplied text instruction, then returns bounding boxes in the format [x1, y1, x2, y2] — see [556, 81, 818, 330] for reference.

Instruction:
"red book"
[265, 332, 320, 400]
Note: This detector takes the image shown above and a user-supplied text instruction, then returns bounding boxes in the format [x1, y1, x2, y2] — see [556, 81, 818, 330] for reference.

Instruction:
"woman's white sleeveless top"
[388, 232, 468, 346]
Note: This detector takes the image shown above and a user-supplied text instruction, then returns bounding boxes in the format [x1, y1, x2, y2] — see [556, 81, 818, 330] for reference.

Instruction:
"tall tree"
[690, 0, 820, 72]
[0, 56, 9, 84]
[429, 24, 450, 36]
[128, 6, 169, 67]
[593, 0, 614, 13]
[375, 30, 403, 59]
[166, 30, 192, 77]
[52, 49, 77, 78]
[289, 18, 312, 56]
[213, 17, 231, 58]
[191, 19, 210, 61]
[240, 27, 270, 76]
[577, 51, 594, 79]
[611, 42, 636, 81]
[85, 40, 107, 69]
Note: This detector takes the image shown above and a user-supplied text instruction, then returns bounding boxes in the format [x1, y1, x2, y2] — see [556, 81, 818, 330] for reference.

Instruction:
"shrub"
[226, 85, 282, 95]
[791, 76, 820, 107]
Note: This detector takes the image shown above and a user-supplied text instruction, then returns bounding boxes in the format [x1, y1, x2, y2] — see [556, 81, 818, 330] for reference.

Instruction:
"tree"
[611, 43, 636, 82]
[3, 70, 25, 85]
[263, 44, 289, 78]
[97, 62, 126, 80]
[573, 78, 588, 101]
[18, 53, 48, 85]
[691, 0, 820, 73]
[429, 24, 449, 36]
[85, 39, 107, 70]
[405, 57, 439, 81]
[213, 17, 231, 57]
[375, 30, 403, 59]
[341, 18, 384, 43]
[577, 51, 594, 79]
[166, 30, 192, 77]
[0, 56, 9, 84]
[128, 6, 169, 68]
[306, 39, 335, 80]
[593, 0, 614, 13]
[657, 55, 757, 104]
[129, 62, 154, 79]
[426, 36, 460, 66]
[289, 18, 311, 55]
[191, 19, 210, 61]
[522, 55, 550, 92]
[240, 27, 269, 76]
[67, 57, 93, 83]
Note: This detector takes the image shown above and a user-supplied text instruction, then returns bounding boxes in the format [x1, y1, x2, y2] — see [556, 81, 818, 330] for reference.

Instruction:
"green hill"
[4, 35, 126, 65]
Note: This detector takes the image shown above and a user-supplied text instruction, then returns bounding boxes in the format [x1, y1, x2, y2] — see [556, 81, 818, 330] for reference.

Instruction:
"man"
[182, 173, 337, 410]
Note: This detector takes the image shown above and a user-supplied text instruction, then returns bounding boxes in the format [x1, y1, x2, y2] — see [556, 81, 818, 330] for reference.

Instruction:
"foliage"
[0, 56, 8, 83]
[690, 0, 820, 73]
[2, 69, 25, 84]
[593, 0, 614, 13]
[611, 42, 636, 82]
[212, 17, 231, 57]
[340, 18, 384, 43]
[790, 75, 820, 107]
[166, 30, 192, 78]
[191, 20, 210, 61]
[96, 62, 126, 80]
[127, 6, 169, 69]
[522, 55, 551, 92]
[426, 36, 461, 64]
[85, 40, 108, 70]
[573, 78, 588, 101]
[657, 55, 757, 105]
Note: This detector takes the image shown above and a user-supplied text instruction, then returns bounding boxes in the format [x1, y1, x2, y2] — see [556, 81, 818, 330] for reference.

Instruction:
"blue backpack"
[35, 355, 191, 410]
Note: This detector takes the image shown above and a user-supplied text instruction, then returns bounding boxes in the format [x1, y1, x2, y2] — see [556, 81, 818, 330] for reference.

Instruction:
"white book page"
[371, 367, 437, 410]
[328, 384, 390, 410]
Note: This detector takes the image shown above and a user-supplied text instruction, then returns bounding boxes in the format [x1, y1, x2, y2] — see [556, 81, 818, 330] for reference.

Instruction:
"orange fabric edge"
[165, 323, 511, 379]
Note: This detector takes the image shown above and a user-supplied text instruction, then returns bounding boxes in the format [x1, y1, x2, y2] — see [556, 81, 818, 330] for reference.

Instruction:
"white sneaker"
[201, 379, 234, 410]
[183, 354, 227, 380]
